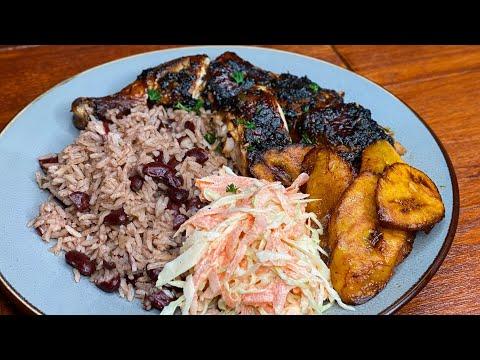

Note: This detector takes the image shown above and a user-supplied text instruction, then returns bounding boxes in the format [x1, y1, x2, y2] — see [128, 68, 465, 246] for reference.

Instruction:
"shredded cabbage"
[156, 166, 354, 315]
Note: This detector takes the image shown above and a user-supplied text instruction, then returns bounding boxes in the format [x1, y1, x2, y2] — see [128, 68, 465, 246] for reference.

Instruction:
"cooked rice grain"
[31, 105, 228, 308]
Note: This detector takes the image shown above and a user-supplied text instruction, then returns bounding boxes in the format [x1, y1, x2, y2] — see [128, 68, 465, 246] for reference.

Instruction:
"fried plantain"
[376, 227, 414, 267]
[359, 142, 414, 265]
[249, 144, 313, 186]
[360, 139, 404, 175]
[302, 147, 354, 228]
[376, 163, 445, 231]
[329, 172, 390, 304]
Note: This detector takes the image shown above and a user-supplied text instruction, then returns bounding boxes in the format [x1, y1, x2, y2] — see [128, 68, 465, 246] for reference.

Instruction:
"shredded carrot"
[156, 166, 353, 315]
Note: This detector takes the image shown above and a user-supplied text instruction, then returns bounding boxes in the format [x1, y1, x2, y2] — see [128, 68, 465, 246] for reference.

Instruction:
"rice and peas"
[30, 105, 228, 309]
[29, 103, 348, 314]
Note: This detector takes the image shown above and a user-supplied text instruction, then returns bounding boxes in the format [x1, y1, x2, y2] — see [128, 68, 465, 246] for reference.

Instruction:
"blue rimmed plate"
[0, 46, 459, 315]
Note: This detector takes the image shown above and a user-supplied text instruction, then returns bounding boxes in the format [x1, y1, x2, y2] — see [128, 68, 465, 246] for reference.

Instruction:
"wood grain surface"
[0, 45, 476, 315]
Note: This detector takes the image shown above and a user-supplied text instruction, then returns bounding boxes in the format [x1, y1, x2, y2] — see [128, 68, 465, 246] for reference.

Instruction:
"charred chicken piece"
[299, 103, 393, 170]
[224, 85, 291, 176]
[271, 73, 344, 141]
[204, 51, 277, 111]
[71, 55, 210, 129]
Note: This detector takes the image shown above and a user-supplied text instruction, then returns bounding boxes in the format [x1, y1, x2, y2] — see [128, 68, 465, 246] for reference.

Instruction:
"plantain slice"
[376, 163, 445, 231]
[329, 172, 391, 304]
[303, 147, 354, 231]
[376, 227, 415, 267]
[329, 172, 416, 305]
[249, 144, 313, 186]
[360, 139, 404, 174]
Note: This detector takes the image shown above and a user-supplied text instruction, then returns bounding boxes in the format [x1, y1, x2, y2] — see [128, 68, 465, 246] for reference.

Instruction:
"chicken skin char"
[224, 86, 291, 176]
[300, 102, 394, 170]
[270, 73, 344, 141]
[71, 55, 210, 129]
[203, 51, 277, 111]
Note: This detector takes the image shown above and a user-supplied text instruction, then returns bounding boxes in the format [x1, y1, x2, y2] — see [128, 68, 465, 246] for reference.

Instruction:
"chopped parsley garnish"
[204, 132, 217, 145]
[245, 121, 256, 129]
[301, 133, 315, 145]
[174, 99, 204, 114]
[309, 82, 320, 93]
[302, 104, 310, 112]
[147, 88, 162, 102]
[174, 102, 190, 111]
[226, 183, 239, 194]
[192, 99, 204, 114]
[215, 143, 223, 154]
[246, 144, 255, 152]
[235, 118, 256, 129]
[231, 71, 245, 84]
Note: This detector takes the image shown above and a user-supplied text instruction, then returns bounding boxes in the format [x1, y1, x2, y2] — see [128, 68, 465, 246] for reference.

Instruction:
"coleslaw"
[156, 166, 353, 314]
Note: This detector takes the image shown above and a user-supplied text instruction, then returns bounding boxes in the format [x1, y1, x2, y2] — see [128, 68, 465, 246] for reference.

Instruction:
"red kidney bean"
[95, 274, 121, 293]
[173, 213, 188, 230]
[146, 267, 162, 282]
[186, 196, 206, 212]
[167, 187, 189, 204]
[184, 147, 209, 165]
[102, 121, 110, 135]
[148, 290, 175, 311]
[167, 157, 180, 169]
[184, 121, 195, 132]
[142, 162, 182, 188]
[129, 175, 144, 192]
[65, 250, 96, 276]
[166, 199, 180, 213]
[38, 155, 58, 172]
[69, 192, 90, 212]
[104, 207, 129, 226]
[103, 260, 116, 270]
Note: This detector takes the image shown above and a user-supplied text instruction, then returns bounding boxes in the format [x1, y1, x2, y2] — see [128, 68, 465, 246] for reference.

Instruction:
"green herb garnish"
[235, 118, 255, 129]
[309, 82, 320, 93]
[245, 121, 256, 129]
[302, 104, 310, 112]
[147, 88, 162, 102]
[174, 102, 190, 111]
[192, 99, 204, 114]
[246, 144, 255, 152]
[301, 133, 315, 145]
[231, 71, 245, 84]
[226, 183, 239, 194]
[204, 132, 217, 145]
[215, 143, 223, 154]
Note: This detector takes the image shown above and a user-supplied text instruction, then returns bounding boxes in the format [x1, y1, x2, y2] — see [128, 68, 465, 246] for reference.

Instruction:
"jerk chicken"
[270, 73, 344, 141]
[300, 102, 394, 170]
[71, 55, 210, 129]
[203, 51, 276, 111]
[222, 85, 291, 175]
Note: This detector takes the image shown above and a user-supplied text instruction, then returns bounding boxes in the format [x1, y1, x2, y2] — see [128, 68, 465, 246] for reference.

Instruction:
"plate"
[0, 46, 459, 315]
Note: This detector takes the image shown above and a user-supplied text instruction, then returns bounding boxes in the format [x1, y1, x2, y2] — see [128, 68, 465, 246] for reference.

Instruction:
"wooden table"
[0, 45, 478, 315]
